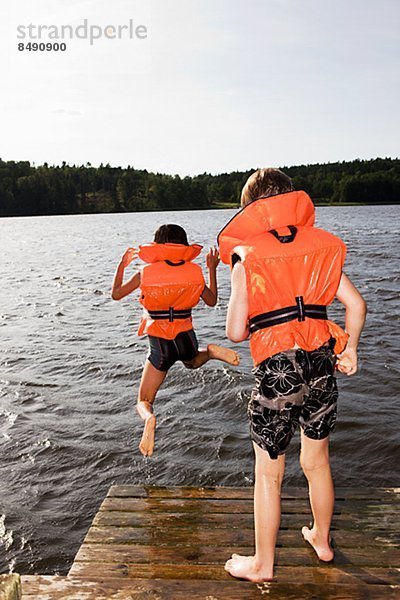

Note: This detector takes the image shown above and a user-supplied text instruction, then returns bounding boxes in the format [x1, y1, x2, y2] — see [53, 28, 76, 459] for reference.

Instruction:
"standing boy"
[218, 168, 367, 581]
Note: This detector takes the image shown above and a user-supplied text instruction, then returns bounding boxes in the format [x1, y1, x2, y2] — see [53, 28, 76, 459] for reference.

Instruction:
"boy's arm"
[335, 272, 367, 375]
[226, 262, 249, 342]
[201, 247, 219, 307]
[111, 247, 141, 300]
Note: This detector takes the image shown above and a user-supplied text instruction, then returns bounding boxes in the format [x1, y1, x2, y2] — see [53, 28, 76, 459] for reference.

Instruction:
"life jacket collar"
[217, 190, 315, 264]
[138, 243, 202, 264]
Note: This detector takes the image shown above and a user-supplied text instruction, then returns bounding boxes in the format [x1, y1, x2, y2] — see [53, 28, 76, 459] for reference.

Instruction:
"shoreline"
[1, 202, 399, 219]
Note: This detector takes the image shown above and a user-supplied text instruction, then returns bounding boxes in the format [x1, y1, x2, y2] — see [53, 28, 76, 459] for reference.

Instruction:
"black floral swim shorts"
[248, 340, 338, 459]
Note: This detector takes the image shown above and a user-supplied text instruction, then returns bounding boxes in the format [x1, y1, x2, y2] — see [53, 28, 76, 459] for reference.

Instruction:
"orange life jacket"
[137, 243, 205, 340]
[218, 190, 349, 366]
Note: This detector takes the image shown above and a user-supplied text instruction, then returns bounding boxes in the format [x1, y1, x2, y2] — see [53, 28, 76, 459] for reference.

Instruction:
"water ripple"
[0, 206, 398, 575]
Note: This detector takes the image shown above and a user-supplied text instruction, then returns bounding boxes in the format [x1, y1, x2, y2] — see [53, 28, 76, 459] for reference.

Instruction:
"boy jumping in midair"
[112, 224, 239, 457]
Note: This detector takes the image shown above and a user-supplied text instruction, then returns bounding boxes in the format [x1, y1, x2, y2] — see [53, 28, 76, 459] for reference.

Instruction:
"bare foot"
[224, 554, 273, 582]
[139, 415, 156, 457]
[207, 344, 240, 366]
[301, 526, 334, 562]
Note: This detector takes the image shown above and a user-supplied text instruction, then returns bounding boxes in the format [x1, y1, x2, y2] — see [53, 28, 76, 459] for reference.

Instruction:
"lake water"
[0, 205, 399, 574]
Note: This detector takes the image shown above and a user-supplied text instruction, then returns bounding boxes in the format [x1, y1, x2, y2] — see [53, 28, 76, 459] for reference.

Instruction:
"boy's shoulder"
[185, 261, 205, 281]
[190, 261, 204, 272]
[142, 260, 205, 281]
[312, 226, 346, 247]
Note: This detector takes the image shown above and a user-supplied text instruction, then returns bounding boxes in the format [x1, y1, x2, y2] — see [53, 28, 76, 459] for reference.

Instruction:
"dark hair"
[153, 224, 189, 245]
[241, 168, 294, 207]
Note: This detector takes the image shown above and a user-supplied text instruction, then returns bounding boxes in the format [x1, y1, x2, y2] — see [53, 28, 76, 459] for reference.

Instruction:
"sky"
[0, 0, 399, 175]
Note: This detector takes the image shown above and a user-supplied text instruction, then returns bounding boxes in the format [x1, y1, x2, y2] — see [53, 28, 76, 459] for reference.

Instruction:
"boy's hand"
[336, 347, 358, 376]
[121, 247, 138, 267]
[206, 247, 220, 271]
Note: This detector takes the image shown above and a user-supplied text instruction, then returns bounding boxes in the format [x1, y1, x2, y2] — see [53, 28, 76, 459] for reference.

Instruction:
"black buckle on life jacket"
[295, 295, 305, 322]
[269, 225, 297, 243]
[147, 308, 192, 322]
[249, 300, 327, 333]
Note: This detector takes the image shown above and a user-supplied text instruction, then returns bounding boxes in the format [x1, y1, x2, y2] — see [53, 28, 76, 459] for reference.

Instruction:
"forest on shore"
[0, 157, 399, 217]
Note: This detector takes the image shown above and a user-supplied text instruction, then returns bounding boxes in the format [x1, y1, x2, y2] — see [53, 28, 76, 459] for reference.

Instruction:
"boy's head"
[153, 224, 189, 246]
[241, 168, 294, 207]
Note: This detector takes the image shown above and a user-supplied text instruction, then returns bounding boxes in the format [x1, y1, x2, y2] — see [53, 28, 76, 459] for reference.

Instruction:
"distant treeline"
[0, 157, 399, 217]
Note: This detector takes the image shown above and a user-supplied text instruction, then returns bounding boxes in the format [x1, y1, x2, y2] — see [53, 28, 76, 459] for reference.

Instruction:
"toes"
[224, 560, 233, 571]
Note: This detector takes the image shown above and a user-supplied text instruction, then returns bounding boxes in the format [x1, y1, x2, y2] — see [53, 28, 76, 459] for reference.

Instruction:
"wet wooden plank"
[73, 543, 400, 567]
[108, 485, 400, 501]
[92, 509, 400, 531]
[0, 574, 21, 600]
[68, 562, 400, 585]
[83, 525, 400, 548]
[20, 576, 400, 600]
[64, 486, 400, 597]
[99, 497, 400, 515]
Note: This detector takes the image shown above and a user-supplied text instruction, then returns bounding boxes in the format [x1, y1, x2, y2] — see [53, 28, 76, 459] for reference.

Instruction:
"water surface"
[0, 205, 399, 573]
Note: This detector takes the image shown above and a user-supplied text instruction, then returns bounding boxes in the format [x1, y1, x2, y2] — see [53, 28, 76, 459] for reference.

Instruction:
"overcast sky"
[1, 0, 399, 175]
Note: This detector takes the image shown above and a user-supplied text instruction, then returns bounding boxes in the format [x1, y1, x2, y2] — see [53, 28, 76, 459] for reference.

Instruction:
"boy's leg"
[225, 443, 285, 582]
[300, 432, 334, 561]
[137, 359, 167, 457]
[174, 330, 239, 369]
[185, 344, 239, 369]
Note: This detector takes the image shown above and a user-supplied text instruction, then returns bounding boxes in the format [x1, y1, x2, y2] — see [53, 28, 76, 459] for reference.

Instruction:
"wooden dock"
[21, 485, 400, 598]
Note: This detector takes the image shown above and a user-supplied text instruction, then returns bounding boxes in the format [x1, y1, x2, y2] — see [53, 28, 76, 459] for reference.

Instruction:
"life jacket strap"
[165, 260, 186, 266]
[249, 296, 327, 333]
[147, 308, 192, 323]
[269, 225, 297, 243]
